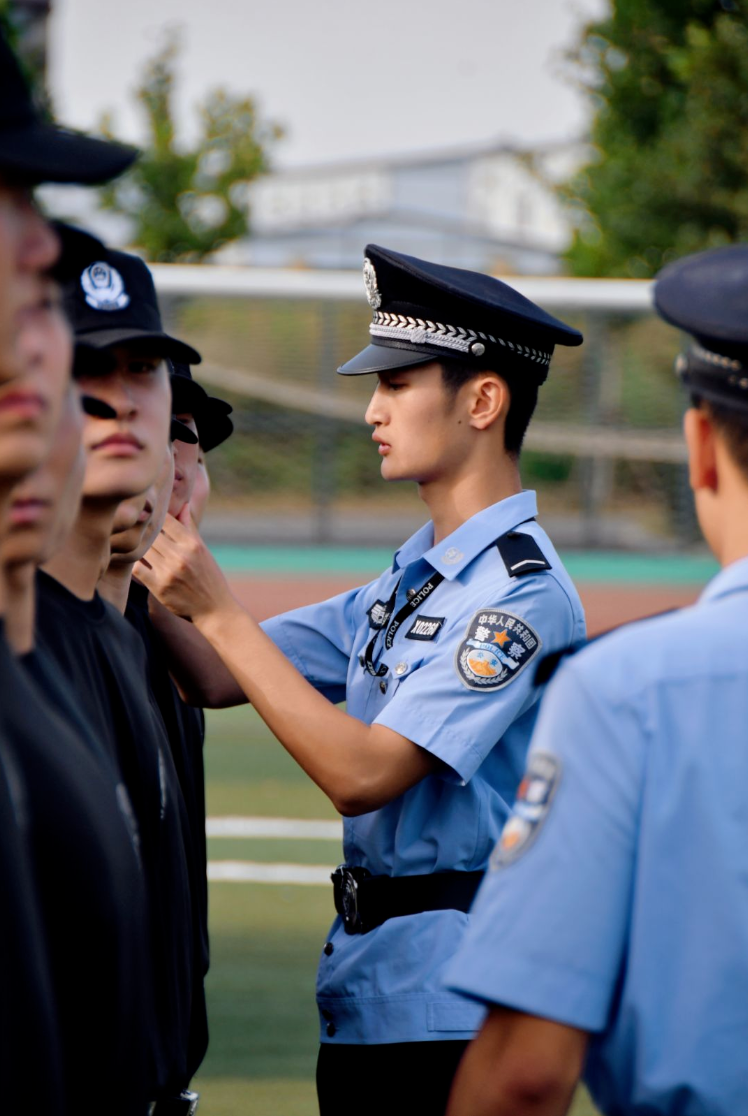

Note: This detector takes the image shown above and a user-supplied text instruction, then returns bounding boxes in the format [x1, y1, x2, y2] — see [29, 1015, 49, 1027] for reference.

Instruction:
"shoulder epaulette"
[496, 529, 551, 578]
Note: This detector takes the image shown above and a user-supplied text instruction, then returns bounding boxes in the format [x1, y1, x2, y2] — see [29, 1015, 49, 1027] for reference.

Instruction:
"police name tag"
[455, 609, 541, 691]
[405, 615, 444, 641]
[490, 751, 561, 868]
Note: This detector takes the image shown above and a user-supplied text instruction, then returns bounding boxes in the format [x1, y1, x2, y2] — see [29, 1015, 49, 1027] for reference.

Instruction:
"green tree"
[564, 0, 748, 277]
[99, 32, 283, 262]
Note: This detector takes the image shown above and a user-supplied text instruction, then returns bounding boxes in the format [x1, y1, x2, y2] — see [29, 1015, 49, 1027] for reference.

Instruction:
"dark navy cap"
[654, 245, 748, 414]
[198, 396, 234, 452]
[338, 244, 583, 380]
[0, 29, 137, 185]
[62, 247, 201, 365]
[169, 362, 233, 451]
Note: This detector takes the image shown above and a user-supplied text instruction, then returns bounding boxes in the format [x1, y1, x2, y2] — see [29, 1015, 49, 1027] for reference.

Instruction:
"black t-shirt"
[0, 627, 63, 1113]
[127, 580, 209, 1079]
[35, 569, 197, 1097]
[0, 622, 149, 1115]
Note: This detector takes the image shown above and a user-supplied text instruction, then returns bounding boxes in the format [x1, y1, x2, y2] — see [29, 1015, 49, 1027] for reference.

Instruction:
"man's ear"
[467, 373, 509, 431]
[684, 406, 719, 493]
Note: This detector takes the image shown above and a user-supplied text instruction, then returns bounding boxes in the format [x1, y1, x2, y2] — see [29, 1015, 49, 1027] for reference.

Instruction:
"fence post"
[312, 301, 337, 544]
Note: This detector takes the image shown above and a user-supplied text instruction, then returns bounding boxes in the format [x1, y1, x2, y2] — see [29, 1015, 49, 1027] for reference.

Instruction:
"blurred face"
[169, 412, 199, 516]
[190, 447, 211, 527]
[77, 345, 171, 503]
[110, 445, 174, 564]
[1, 384, 85, 567]
[0, 284, 73, 487]
[364, 362, 471, 485]
[0, 174, 60, 384]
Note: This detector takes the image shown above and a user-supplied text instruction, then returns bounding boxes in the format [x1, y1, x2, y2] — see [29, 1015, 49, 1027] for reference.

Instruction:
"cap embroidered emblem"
[442, 547, 464, 565]
[363, 257, 382, 310]
[80, 261, 130, 311]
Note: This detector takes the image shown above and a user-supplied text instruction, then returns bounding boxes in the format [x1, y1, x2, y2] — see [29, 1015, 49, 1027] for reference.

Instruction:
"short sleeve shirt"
[446, 556, 748, 1115]
[261, 490, 585, 1044]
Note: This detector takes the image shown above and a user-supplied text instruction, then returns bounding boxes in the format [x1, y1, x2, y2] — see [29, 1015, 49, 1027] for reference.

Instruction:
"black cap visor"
[171, 418, 199, 444]
[0, 123, 137, 186]
[73, 341, 116, 379]
[338, 342, 440, 376]
[74, 327, 201, 366]
[171, 375, 210, 414]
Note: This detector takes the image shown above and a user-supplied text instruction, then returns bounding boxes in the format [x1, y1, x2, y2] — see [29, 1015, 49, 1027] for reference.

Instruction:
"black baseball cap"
[0, 29, 137, 185]
[63, 247, 201, 364]
[339, 244, 583, 381]
[654, 245, 748, 415]
[169, 362, 233, 450]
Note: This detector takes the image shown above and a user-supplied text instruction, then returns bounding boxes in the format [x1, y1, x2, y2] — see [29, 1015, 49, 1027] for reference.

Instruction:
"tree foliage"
[99, 32, 283, 262]
[564, 0, 748, 277]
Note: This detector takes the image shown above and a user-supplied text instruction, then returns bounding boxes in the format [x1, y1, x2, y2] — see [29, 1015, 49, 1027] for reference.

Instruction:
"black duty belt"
[149, 1092, 199, 1116]
[331, 866, 484, 935]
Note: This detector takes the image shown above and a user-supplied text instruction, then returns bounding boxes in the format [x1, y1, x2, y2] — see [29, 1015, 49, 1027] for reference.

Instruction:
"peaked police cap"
[338, 244, 583, 380]
[63, 247, 201, 366]
[654, 245, 748, 415]
[0, 29, 137, 185]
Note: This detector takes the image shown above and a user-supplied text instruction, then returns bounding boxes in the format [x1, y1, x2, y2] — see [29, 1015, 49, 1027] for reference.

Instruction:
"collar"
[698, 554, 748, 605]
[393, 490, 538, 580]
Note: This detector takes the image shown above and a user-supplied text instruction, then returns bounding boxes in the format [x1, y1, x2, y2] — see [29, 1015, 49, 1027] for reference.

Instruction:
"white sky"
[48, 0, 607, 170]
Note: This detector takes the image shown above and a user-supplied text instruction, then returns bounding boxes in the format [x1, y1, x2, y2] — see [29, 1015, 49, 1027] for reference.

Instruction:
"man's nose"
[364, 383, 386, 427]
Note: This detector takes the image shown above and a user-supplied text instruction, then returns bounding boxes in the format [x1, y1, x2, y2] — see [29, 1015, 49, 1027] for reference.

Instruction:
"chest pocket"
[386, 655, 424, 693]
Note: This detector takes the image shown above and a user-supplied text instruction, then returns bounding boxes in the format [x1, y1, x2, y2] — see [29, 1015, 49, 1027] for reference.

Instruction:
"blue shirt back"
[447, 555, 748, 1115]
[262, 490, 585, 1044]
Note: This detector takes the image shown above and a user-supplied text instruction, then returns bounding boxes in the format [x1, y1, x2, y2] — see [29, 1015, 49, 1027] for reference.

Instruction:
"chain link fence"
[156, 268, 699, 552]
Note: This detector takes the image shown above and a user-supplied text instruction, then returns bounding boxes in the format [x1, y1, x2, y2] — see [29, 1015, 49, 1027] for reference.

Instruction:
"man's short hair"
[692, 394, 748, 481]
[440, 358, 539, 457]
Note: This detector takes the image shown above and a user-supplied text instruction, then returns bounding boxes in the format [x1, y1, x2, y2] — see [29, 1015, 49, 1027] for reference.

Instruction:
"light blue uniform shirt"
[447, 555, 748, 1114]
[261, 490, 585, 1044]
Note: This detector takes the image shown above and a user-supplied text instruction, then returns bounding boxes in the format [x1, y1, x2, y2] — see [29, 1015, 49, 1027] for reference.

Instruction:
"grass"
[196, 705, 601, 1115]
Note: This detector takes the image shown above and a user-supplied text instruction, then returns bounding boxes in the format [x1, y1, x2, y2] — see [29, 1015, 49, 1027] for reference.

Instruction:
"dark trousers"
[316, 1039, 469, 1116]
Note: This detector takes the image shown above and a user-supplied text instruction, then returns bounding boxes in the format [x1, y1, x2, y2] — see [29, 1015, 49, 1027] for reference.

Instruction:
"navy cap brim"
[338, 343, 438, 376]
[171, 375, 210, 414]
[74, 327, 201, 366]
[171, 418, 199, 445]
[0, 123, 138, 185]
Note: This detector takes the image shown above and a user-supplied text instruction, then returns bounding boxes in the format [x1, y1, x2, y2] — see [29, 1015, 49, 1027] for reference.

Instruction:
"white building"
[225, 139, 584, 274]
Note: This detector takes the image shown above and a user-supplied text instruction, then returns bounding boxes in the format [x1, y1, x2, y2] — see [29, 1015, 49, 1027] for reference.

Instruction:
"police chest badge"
[490, 751, 561, 869]
[367, 599, 389, 630]
[455, 609, 541, 691]
[80, 261, 130, 311]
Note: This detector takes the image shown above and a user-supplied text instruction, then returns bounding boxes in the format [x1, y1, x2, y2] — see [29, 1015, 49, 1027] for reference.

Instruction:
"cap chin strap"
[677, 344, 748, 415]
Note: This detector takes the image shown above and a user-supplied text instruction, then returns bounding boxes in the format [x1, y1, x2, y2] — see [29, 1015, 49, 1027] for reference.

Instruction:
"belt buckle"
[150, 1092, 199, 1116]
[331, 865, 370, 934]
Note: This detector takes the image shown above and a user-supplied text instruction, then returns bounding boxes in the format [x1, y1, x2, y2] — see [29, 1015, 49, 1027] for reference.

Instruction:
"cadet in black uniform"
[0, 28, 140, 1110]
[124, 364, 234, 1096]
[42, 240, 205, 1112]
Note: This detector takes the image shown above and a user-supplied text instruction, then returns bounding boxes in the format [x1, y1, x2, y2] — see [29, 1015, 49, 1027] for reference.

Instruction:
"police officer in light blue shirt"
[135, 244, 585, 1115]
[445, 245, 748, 1116]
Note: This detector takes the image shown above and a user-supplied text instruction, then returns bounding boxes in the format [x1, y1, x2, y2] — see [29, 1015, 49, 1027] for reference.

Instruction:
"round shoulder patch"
[455, 608, 541, 692]
[80, 261, 130, 311]
[490, 751, 561, 869]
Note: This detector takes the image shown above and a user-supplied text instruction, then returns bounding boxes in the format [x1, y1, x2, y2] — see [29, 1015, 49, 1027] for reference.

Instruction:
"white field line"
[206, 816, 342, 840]
[208, 860, 333, 885]
[206, 817, 341, 885]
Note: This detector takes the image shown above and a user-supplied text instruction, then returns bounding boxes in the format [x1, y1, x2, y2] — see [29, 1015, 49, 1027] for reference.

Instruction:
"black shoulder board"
[496, 530, 551, 578]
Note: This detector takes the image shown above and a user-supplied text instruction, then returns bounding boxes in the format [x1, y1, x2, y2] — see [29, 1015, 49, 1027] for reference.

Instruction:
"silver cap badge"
[363, 257, 382, 310]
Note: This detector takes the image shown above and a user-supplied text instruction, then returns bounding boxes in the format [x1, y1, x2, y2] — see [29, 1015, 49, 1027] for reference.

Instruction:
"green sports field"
[195, 704, 602, 1115]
